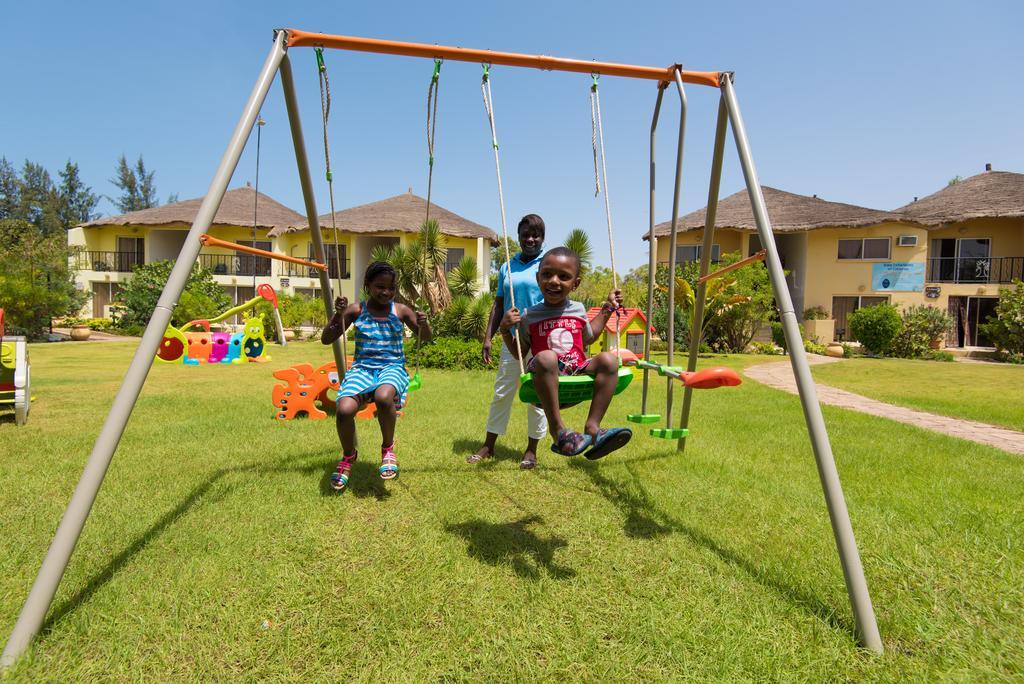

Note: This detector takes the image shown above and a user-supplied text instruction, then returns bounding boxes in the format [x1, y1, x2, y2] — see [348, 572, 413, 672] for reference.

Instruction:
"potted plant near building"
[802, 306, 835, 346]
[70, 321, 92, 341]
[905, 305, 953, 349]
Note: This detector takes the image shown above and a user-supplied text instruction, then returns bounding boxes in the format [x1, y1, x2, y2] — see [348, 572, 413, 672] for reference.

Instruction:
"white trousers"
[486, 345, 548, 440]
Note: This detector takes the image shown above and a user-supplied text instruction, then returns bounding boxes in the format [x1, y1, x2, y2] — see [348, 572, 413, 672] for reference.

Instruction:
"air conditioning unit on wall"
[897, 235, 918, 247]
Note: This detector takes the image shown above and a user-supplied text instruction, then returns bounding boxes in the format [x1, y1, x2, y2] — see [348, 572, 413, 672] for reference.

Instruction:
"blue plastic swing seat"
[518, 366, 634, 405]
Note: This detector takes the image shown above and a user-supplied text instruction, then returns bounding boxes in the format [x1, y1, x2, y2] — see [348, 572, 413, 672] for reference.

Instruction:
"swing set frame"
[1, 29, 882, 667]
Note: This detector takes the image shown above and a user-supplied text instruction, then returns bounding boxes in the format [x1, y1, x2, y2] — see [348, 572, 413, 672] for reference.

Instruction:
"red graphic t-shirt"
[520, 300, 592, 373]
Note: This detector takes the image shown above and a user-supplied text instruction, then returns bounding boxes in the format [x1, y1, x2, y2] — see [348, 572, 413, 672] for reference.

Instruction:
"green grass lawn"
[811, 356, 1024, 432]
[1, 341, 1022, 680]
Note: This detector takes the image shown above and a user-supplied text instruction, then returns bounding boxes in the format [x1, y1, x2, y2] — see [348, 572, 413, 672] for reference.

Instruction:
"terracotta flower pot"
[283, 329, 297, 341]
[70, 325, 92, 341]
[825, 343, 845, 358]
[929, 338, 943, 350]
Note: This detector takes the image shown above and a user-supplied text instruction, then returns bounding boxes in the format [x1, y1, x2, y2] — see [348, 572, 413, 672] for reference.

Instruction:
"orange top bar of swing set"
[283, 29, 723, 88]
[198, 234, 327, 271]
[697, 249, 767, 284]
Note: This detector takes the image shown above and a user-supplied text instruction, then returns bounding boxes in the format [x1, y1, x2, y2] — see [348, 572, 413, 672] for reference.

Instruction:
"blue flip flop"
[550, 429, 592, 456]
[584, 428, 633, 461]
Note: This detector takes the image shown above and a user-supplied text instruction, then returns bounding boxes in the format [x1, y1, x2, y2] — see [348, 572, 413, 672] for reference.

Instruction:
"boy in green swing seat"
[500, 246, 632, 459]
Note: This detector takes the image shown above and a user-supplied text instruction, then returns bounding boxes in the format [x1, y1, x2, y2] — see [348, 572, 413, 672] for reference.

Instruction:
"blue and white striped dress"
[337, 301, 411, 408]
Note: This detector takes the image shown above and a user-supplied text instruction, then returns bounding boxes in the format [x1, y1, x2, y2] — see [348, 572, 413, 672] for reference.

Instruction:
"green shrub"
[803, 305, 828, 320]
[650, 339, 668, 352]
[749, 341, 783, 355]
[770, 321, 806, 353]
[804, 339, 828, 355]
[994, 351, 1024, 365]
[921, 349, 955, 362]
[841, 342, 855, 358]
[175, 290, 223, 328]
[979, 280, 1024, 355]
[848, 303, 901, 355]
[117, 260, 231, 329]
[891, 305, 952, 358]
[405, 336, 497, 370]
[433, 294, 493, 342]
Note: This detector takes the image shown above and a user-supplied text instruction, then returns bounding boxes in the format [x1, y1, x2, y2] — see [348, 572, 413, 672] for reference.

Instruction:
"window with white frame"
[837, 237, 890, 260]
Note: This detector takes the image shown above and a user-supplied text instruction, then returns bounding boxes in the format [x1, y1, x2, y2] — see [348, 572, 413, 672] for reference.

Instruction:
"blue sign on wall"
[872, 263, 925, 292]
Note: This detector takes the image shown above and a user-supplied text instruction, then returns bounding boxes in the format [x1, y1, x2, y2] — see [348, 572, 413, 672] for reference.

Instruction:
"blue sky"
[4, 1, 1023, 271]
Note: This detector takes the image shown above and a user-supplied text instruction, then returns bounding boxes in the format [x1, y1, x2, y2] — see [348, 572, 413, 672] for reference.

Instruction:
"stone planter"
[825, 343, 845, 358]
[70, 325, 92, 341]
[283, 329, 297, 342]
[803, 318, 835, 344]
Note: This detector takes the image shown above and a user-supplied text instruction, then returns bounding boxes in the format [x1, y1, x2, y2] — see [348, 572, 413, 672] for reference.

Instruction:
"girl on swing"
[500, 246, 632, 459]
[321, 261, 430, 491]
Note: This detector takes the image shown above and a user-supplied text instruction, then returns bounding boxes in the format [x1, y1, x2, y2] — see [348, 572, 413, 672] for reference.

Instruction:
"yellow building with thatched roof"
[69, 187, 497, 318]
[644, 167, 1023, 348]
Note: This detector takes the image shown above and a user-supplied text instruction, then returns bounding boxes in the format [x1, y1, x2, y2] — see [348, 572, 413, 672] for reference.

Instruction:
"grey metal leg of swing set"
[1, 31, 344, 668]
[677, 93, 728, 451]
[720, 74, 883, 653]
[636, 86, 665, 420]
[662, 70, 687, 431]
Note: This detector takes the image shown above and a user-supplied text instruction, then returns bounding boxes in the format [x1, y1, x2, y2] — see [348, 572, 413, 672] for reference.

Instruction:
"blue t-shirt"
[496, 252, 544, 312]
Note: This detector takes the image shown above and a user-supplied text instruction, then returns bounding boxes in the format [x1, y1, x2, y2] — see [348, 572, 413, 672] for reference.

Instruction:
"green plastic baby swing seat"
[517, 366, 634, 406]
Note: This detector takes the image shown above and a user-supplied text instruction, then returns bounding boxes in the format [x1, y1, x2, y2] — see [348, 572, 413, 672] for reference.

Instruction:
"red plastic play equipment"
[676, 366, 742, 390]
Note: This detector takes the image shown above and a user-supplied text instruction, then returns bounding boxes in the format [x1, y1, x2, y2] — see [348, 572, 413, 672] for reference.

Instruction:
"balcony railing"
[198, 253, 271, 277]
[657, 259, 722, 269]
[283, 258, 350, 280]
[76, 251, 143, 272]
[927, 256, 1024, 284]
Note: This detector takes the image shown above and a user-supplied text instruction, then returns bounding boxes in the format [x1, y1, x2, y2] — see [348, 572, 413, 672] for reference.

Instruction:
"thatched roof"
[646, 186, 911, 239]
[79, 186, 305, 232]
[895, 170, 1024, 226]
[271, 191, 499, 244]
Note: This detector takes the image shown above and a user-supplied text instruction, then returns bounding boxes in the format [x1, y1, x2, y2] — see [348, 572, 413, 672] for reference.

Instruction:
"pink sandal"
[379, 443, 399, 480]
[331, 451, 357, 491]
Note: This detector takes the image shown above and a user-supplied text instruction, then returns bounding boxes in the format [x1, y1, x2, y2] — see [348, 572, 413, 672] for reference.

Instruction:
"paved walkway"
[745, 356, 1024, 455]
[52, 328, 139, 342]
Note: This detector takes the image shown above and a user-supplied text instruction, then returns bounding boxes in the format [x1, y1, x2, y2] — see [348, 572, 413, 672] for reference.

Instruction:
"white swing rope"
[481, 65, 526, 376]
[414, 58, 442, 380]
[316, 48, 348, 371]
[590, 75, 622, 357]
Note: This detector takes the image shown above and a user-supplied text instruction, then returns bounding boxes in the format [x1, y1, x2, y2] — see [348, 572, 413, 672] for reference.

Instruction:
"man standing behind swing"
[468, 214, 548, 469]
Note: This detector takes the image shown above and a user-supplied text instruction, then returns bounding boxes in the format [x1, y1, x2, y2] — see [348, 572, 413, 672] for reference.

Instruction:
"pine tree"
[0, 157, 19, 220]
[110, 154, 159, 213]
[57, 160, 100, 229]
[17, 161, 62, 234]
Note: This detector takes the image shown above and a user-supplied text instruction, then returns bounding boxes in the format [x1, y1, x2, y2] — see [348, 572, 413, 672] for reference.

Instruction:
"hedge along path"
[745, 356, 1024, 455]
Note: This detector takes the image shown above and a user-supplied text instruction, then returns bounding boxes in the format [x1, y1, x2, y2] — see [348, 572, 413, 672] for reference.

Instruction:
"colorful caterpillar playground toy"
[156, 284, 285, 365]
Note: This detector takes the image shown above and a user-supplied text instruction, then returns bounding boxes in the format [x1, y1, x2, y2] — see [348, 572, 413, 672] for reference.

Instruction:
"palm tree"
[418, 218, 451, 312]
[463, 293, 493, 341]
[563, 228, 594, 275]
[447, 256, 479, 299]
[368, 242, 420, 305]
